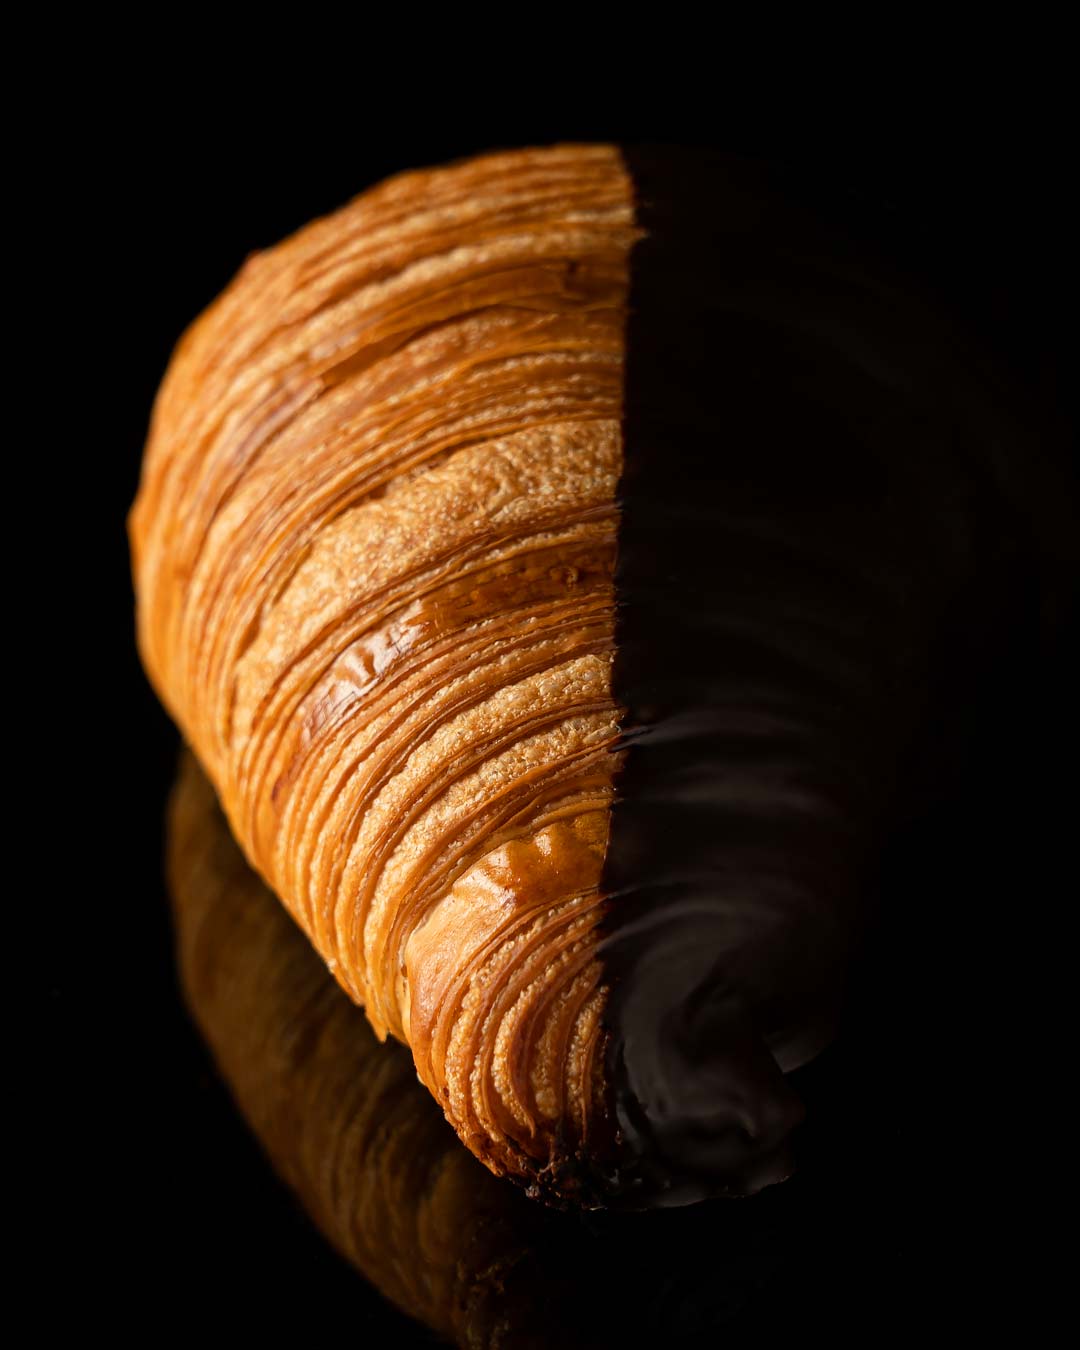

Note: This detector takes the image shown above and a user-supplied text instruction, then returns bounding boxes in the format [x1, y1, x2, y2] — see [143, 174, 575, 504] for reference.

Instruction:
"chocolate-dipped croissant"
[132, 144, 1062, 1204]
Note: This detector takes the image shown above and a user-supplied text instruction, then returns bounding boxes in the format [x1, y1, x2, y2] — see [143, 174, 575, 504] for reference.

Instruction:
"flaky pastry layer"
[131, 146, 638, 1186]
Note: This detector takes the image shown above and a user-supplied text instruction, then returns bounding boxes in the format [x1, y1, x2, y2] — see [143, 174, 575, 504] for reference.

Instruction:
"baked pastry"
[134, 146, 631, 1201]
[132, 144, 1054, 1204]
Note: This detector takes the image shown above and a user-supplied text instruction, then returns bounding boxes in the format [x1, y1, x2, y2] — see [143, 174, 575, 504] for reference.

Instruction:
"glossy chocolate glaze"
[598, 146, 1048, 1205]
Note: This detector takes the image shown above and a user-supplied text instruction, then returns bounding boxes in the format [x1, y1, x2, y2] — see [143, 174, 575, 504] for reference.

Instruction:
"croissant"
[131, 143, 1046, 1204]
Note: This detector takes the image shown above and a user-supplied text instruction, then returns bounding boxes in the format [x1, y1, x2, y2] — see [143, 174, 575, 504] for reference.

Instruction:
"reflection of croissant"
[133, 144, 1058, 1203]
[168, 751, 541, 1343]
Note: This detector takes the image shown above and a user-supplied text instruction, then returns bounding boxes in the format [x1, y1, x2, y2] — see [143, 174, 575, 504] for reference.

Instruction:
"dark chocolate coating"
[599, 146, 1053, 1205]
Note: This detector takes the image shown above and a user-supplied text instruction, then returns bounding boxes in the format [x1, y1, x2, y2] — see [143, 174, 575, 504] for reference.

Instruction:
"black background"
[48, 82, 1075, 1343]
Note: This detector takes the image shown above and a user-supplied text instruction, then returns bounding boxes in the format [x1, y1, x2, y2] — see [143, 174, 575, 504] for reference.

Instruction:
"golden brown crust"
[131, 145, 637, 1184]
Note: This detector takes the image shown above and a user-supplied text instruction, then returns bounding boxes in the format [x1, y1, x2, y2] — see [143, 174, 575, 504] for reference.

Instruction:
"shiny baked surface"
[131, 146, 636, 1188]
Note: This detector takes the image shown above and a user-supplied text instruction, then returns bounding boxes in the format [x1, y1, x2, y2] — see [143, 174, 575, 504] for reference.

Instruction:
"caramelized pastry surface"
[132, 147, 635, 1188]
